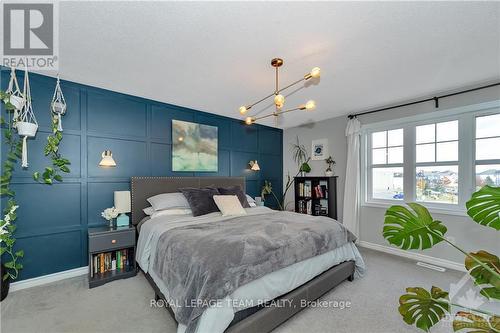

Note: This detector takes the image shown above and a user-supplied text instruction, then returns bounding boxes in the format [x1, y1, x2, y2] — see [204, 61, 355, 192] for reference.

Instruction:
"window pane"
[437, 120, 458, 142]
[372, 131, 386, 148]
[437, 141, 458, 162]
[416, 143, 435, 163]
[388, 129, 403, 146]
[476, 137, 500, 160]
[372, 148, 386, 164]
[476, 114, 500, 139]
[476, 164, 500, 189]
[372, 167, 404, 200]
[416, 166, 458, 204]
[416, 124, 435, 144]
[387, 147, 403, 164]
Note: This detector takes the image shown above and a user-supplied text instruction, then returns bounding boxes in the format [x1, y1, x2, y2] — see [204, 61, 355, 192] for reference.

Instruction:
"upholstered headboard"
[130, 176, 246, 225]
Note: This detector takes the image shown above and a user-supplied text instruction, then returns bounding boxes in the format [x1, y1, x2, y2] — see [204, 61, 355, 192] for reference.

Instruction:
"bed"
[132, 176, 365, 333]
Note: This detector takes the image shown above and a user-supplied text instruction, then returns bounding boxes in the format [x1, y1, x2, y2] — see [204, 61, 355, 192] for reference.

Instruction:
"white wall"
[283, 116, 348, 218]
[283, 83, 500, 265]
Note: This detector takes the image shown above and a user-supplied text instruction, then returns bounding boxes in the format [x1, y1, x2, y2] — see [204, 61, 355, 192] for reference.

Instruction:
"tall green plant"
[0, 90, 24, 281]
[383, 185, 500, 332]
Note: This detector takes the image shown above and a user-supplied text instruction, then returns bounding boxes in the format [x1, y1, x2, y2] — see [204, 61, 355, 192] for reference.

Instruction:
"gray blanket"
[152, 210, 356, 332]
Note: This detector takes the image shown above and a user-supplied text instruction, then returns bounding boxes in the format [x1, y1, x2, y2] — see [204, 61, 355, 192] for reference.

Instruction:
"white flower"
[101, 207, 119, 221]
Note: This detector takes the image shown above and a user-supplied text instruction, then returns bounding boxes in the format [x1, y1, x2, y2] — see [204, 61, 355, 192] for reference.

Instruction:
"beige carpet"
[1, 248, 464, 333]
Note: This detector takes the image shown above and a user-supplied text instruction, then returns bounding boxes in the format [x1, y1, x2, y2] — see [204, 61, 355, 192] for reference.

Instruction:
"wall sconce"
[249, 160, 260, 171]
[99, 150, 116, 167]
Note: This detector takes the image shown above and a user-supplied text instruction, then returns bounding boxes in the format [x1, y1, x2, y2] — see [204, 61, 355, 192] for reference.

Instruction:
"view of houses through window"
[366, 110, 499, 207]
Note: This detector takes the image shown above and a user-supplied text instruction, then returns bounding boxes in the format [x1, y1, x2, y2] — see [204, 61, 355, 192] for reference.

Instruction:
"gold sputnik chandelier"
[239, 58, 320, 125]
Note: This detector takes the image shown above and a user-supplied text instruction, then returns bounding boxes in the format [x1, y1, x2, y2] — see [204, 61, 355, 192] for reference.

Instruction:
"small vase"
[325, 171, 334, 177]
[108, 218, 116, 227]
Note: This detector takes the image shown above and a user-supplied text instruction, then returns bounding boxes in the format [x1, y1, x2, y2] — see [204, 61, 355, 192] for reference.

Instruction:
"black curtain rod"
[347, 82, 500, 119]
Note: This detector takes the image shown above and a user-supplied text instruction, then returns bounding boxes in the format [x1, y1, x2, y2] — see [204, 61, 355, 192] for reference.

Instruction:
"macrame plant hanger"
[5, 67, 25, 127]
[50, 74, 67, 131]
[16, 63, 38, 168]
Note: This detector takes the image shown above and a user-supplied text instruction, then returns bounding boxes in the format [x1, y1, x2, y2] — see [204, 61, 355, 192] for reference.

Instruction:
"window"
[363, 104, 500, 211]
[415, 120, 459, 204]
[475, 113, 500, 189]
[370, 129, 404, 200]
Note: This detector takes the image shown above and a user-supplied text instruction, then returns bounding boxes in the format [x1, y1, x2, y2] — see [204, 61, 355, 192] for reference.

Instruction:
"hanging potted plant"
[5, 67, 25, 114]
[324, 156, 335, 176]
[16, 65, 38, 168]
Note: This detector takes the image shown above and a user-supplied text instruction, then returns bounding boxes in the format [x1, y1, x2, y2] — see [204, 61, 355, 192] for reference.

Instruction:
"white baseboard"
[357, 240, 466, 272]
[10, 266, 88, 292]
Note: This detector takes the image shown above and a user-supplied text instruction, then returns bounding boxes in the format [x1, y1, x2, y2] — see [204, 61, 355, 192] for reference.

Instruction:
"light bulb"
[310, 67, 321, 79]
[305, 100, 316, 111]
[274, 94, 285, 108]
[239, 106, 248, 115]
[245, 117, 254, 125]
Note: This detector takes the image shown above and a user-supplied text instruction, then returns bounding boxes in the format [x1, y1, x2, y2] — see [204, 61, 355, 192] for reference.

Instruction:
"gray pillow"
[179, 187, 220, 217]
[147, 192, 190, 211]
[218, 186, 250, 208]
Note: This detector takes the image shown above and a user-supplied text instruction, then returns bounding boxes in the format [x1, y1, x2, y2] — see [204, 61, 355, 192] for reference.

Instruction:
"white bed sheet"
[136, 207, 366, 333]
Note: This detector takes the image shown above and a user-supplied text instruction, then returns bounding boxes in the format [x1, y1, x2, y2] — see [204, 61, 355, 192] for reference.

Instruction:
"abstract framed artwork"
[172, 120, 218, 172]
[311, 138, 328, 160]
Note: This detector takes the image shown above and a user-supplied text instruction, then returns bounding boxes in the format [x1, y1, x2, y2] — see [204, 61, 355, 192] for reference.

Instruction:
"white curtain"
[343, 118, 361, 237]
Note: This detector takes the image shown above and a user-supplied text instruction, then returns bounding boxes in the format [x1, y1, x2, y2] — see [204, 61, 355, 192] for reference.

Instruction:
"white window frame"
[361, 100, 500, 216]
[474, 110, 500, 188]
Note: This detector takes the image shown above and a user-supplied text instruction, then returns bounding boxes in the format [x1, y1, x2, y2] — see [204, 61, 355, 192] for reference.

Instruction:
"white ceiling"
[55, 1, 500, 128]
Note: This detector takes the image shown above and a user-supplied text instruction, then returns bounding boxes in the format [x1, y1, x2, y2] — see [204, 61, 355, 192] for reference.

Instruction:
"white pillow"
[151, 208, 193, 219]
[143, 207, 155, 216]
[213, 195, 247, 216]
[246, 194, 257, 207]
[147, 192, 190, 211]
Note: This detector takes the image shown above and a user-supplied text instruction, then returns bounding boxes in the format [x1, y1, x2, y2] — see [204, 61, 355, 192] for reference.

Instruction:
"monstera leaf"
[466, 185, 500, 231]
[465, 250, 500, 300]
[453, 312, 500, 333]
[399, 286, 450, 332]
[383, 203, 447, 250]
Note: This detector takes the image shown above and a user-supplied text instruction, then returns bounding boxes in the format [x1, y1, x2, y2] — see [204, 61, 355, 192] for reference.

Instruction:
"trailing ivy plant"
[0, 90, 24, 281]
[383, 185, 500, 332]
[33, 116, 70, 184]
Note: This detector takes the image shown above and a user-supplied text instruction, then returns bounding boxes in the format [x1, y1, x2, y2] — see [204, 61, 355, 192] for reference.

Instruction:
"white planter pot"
[325, 171, 334, 177]
[9, 95, 25, 110]
[17, 122, 38, 137]
[51, 101, 66, 114]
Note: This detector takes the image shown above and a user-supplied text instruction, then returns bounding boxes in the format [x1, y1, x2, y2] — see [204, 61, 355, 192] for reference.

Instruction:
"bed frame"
[131, 176, 355, 333]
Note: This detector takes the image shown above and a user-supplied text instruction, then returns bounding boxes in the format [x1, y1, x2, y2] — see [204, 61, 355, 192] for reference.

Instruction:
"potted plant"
[291, 136, 311, 176]
[0, 90, 24, 301]
[324, 156, 335, 176]
[382, 185, 499, 332]
[1, 202, 21, 301]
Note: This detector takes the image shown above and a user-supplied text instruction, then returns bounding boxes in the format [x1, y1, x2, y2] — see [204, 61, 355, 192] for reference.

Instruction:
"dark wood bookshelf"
[294, 176, 337, 220]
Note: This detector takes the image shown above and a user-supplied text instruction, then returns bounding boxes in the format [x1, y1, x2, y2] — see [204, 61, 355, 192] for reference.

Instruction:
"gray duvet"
[152, 210, 356, 333]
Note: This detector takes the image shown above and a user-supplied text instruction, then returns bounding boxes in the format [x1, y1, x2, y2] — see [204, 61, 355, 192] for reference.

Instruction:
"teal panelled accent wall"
[0, 68, 283, 281]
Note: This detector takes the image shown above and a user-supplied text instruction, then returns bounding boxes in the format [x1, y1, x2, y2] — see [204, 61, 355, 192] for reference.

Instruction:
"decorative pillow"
[213, 195, 247, 216]
[218, 186, 250, 208]
[246, 194, 256, 207]
[147, 192, 190, 211]
[143, 207, 155, 216]
[151, 208, 192, 219]
[179, 187, 220, 217]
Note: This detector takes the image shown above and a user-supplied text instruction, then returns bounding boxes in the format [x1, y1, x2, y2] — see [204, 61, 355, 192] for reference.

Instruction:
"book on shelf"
[91, 248, 133, 276]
